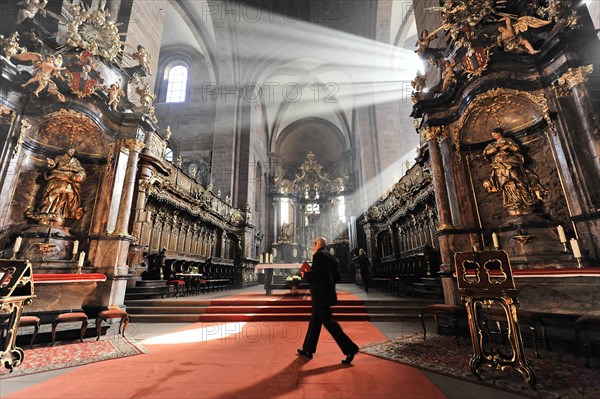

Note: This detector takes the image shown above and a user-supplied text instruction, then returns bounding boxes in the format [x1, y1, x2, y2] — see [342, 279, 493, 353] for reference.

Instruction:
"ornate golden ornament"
[411, 74, 426, 92]
[454, 88, 549, 144]
[552, 65, 594, 97]
[15, 52, 67, 102]
[121, 139, 145, 153]
[26, 148, 87, 226]
[0, 105, 16, 123]
[0, 32, 27, 67]
[39, 109, 107, 151]
[146, 106, 158, 124]
[63, 6, 123, 62]
[421, 126, 446, 142]
[482, 129, 547, 214]
[458, 46, 492, 78]
[13, 119, 31, 159]
[496, 15, 550, 55]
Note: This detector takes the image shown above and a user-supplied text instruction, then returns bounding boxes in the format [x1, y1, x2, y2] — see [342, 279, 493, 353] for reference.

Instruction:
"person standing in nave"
[354, 248, 371, 293]
[297, 237, 359, 364]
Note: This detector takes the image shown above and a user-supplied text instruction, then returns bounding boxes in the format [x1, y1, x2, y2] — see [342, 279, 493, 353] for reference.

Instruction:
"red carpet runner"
[6, 291, 446, 398]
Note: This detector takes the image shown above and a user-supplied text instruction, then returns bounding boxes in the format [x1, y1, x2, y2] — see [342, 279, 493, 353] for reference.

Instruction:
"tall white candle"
[570, 239, 582, 258]
[72, 240, 79, 254]
[13, 236, 22, 253]
[259, 254, 264, 264]
[557, 225, 567, 243]
[269, 253, 273, 264]
[78, 251, 86, 267]
[492, 233, 500, 249]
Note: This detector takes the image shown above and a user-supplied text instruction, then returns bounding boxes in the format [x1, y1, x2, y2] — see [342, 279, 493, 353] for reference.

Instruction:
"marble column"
[114, 138, 145, 236]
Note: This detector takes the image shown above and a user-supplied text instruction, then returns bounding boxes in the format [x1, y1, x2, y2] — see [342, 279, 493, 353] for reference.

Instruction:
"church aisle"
[4, 319, 446, 399]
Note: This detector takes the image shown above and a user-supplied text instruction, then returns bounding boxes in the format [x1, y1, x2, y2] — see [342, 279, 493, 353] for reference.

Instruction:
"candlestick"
[14, 236, 22, 252]
[570, 239, 582, 259]
[71, 240, 79, 261]
[11, 236, 22, 260]
[492, 233, 500, 249]
[77, 251, 85, 273]
[557, 225, 567, 243]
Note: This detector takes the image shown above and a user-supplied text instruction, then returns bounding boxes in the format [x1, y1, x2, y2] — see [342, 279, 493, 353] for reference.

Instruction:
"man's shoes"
[297, 348, 313, 359]
[342, 351, 357, 364]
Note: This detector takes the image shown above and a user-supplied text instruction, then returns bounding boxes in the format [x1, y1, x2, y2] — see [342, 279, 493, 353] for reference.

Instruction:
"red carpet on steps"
[196, 291, 371, 322]
[6, 320, 447, 399]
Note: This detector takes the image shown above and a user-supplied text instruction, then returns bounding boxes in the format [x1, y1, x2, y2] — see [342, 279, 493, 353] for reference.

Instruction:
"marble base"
[26, 274, 105, 313]
[516, 274, 600, 316]
[498, 225, 576, 269]
[20, 225, 77, 262]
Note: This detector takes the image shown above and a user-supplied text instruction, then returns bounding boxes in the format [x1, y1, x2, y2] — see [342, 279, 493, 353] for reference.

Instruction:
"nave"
[1, 284, 522, 399]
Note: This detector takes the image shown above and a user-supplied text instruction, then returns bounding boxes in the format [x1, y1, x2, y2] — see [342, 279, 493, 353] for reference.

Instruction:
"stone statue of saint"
[38, 148, 86, 222]
[280, 222, 292, 242]
[483, 128, 546, 214]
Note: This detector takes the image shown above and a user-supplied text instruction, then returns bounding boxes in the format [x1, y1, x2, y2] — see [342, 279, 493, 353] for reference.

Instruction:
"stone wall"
[121, 0, 167, 92]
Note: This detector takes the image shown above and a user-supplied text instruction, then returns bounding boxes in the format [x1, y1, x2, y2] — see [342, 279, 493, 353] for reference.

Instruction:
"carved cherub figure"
[105, 81, 125, 112]
[415, 30, 437, 55]
[135, 80, 156, 106]
[497, 15, 550, 55]
[17, 52, 67, 102]
[131, 45, 152, 75]
[17, 0, 48, 24]
[0, 32, 27, 67]
[441, 60, 457, 92]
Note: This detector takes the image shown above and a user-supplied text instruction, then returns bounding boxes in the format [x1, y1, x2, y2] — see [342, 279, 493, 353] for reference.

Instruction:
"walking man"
[297, 237, 359, 364]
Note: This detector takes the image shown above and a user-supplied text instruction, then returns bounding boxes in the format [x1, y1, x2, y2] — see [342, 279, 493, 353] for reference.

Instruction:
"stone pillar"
[549, 66, 600, 260]
[423, 126, 458, 304]
[424, 127, 453, 229]
[114, 138, 145, 236]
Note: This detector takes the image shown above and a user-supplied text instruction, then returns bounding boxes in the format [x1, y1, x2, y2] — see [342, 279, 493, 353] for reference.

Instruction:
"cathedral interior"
[1, 0, 599, 397]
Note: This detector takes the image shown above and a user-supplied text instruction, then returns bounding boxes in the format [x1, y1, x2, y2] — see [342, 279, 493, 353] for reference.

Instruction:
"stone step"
[126, 286, 169, 294]
[128, 312, 420, 323]
[137, 280, 168, 288]
[127, 306, 208, 314]
[125, 299, 212, 307]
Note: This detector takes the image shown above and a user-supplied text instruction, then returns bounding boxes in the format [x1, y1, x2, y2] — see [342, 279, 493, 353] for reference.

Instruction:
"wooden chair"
[485, 308, 551, 358]
[51, 312, 88, 346]
[419, 304, 466, 345]
[0, 315, 40, 349]
[574, 315, 600, 368]
[96, 308, 129, 340]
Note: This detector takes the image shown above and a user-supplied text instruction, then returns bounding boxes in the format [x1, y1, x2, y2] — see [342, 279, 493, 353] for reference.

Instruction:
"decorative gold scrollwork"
[13, 118, 31, 159]
[552, 65, 594, 98]
[483, 259, 507, 285]
[461, 260, 481, 285]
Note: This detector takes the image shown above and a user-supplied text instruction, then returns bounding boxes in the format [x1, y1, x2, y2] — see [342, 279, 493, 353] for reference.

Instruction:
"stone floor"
[1, 284, 525, 398]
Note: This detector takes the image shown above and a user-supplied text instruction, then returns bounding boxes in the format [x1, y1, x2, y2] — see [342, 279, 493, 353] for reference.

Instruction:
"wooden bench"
[574, 315, 600, 368]
[419, 304, 466, 345]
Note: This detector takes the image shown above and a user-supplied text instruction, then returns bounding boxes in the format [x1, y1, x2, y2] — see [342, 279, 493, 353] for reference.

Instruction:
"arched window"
[165, 147, 174, 162]
[165, 65, 189, 103]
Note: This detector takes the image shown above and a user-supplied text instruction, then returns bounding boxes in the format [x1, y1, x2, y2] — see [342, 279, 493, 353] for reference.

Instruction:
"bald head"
[313, 237, 327, 253]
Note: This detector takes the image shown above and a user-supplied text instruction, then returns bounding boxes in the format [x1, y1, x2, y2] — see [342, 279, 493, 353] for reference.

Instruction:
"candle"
[269, 253, 273, 264]
[13, 236, 22, 253]
[259, 254, 264, 264]
[72, 240, 79, 254]
[557, 225, 567, 243]
[570, 239, 582, 258]
[78, 251, 86, 267]
[492, 233, 500, 249]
